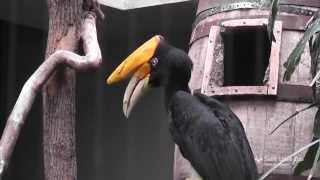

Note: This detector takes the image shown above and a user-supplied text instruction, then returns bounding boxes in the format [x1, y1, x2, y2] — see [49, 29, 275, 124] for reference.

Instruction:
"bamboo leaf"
[314, 107, 320, 138]
[294, 137, 320, 176]
[310, 34, 320, 86]
[293, 107, 320, 176]
[283, 12, 320, 81]
[267, 0, 279, 42]
[307, 140, 320, 180]
[269, 103, 316, 135]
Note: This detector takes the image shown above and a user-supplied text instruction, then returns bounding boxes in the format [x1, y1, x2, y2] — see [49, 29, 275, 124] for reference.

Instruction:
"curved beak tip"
[106, 78, 112, 85]
[106, 74, 118, 85]
[123, 100, 130, 119]
[124, 112, 130, 119]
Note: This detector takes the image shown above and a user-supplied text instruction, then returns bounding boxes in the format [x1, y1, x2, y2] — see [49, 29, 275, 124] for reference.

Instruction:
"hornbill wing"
[169, 91, 258, 180]
[194, 92, 258, 180]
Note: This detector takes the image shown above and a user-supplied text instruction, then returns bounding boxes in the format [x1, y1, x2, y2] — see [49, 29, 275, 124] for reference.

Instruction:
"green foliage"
[310, 33, 320, 77]
[294, 137, 319, 176]
[270, 104, 316, 135]
[293, 108, 320, 176]
[307, 141, 320, 180]
[314, 107, 320, 138]
[290, 14, 320, 176]
[262, 6, 320, 179]
[284, 12, 320, 81]
[267, 0, 279, 42]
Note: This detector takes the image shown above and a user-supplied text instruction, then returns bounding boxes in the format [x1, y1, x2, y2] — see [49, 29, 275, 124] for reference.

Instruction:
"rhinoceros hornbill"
[106, 35, 258, 180]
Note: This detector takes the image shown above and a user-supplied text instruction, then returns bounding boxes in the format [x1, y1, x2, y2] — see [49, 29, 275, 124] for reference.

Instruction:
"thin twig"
[259, 139, 320, 180]
[0, 13, 101, 179]
[269, 103, 317, 135]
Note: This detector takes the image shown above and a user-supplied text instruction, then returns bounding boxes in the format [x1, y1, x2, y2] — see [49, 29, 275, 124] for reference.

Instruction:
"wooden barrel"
[174, 0, 320, 179]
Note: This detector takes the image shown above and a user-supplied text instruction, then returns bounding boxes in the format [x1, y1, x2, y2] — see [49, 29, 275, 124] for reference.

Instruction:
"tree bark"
[0, 0, 101, 179]
[43, 1, 80, 179]
[43, 1, 98, 179]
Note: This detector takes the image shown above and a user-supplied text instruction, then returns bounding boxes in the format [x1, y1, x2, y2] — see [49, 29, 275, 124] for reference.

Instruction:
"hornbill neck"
[164, 80, 190, 109]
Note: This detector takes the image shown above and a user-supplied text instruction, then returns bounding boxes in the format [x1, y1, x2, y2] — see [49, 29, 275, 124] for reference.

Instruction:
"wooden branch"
[0, 13, 101, 178]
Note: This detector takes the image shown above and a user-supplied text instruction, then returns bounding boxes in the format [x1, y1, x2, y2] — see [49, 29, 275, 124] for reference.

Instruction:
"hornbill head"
[106, 35, 192, 118]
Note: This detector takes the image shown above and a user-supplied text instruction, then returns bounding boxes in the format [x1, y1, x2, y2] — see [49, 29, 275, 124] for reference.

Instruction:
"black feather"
[168, 92, 258, 180]
[150, 38, 258, 180]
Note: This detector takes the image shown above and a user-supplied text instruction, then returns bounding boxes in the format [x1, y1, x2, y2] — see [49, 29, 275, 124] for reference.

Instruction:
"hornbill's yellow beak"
[106, 35, 161, 118]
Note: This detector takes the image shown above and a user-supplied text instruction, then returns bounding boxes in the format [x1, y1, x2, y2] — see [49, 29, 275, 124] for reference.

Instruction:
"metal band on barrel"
[191, 2, 318, 45]
[194, 2, 261, 28]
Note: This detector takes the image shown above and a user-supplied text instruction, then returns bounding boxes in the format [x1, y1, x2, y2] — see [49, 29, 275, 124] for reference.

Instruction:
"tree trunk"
[0, 0, 101, 178]
[43, 1, 82, 179]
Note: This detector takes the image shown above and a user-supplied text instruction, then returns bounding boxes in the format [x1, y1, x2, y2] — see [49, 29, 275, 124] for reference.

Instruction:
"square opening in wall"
[222, 26, 271, 86]
[201, 19, 282, 96]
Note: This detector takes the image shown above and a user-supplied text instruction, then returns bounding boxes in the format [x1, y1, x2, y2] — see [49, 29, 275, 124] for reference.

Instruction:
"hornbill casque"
[106, 35, 258, 180]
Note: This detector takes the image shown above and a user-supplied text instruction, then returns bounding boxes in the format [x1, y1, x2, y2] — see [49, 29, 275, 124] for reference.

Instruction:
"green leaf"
[269, 103, 316, 135]
[267, 0, 279, 42]
[294, 137, 320, 176]
[310, 33, 320, 77]
[294, 107, 320, 176]
[283, 12, 320, 81]
[314, 107, 320, 138]
[307, 140, 320, 180]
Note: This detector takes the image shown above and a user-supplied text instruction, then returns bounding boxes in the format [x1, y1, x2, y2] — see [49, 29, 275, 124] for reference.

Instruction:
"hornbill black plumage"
[106, 35, 258, 180]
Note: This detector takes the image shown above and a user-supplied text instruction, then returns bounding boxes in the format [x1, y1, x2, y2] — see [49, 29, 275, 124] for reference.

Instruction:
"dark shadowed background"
[0, 1, 196, 180]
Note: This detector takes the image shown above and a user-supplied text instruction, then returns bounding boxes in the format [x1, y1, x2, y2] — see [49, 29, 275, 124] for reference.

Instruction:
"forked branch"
[0, 12, 102, 178]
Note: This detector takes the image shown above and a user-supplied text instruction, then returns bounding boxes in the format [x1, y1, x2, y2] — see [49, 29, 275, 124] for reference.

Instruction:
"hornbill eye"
[149, 57, 159, 68]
